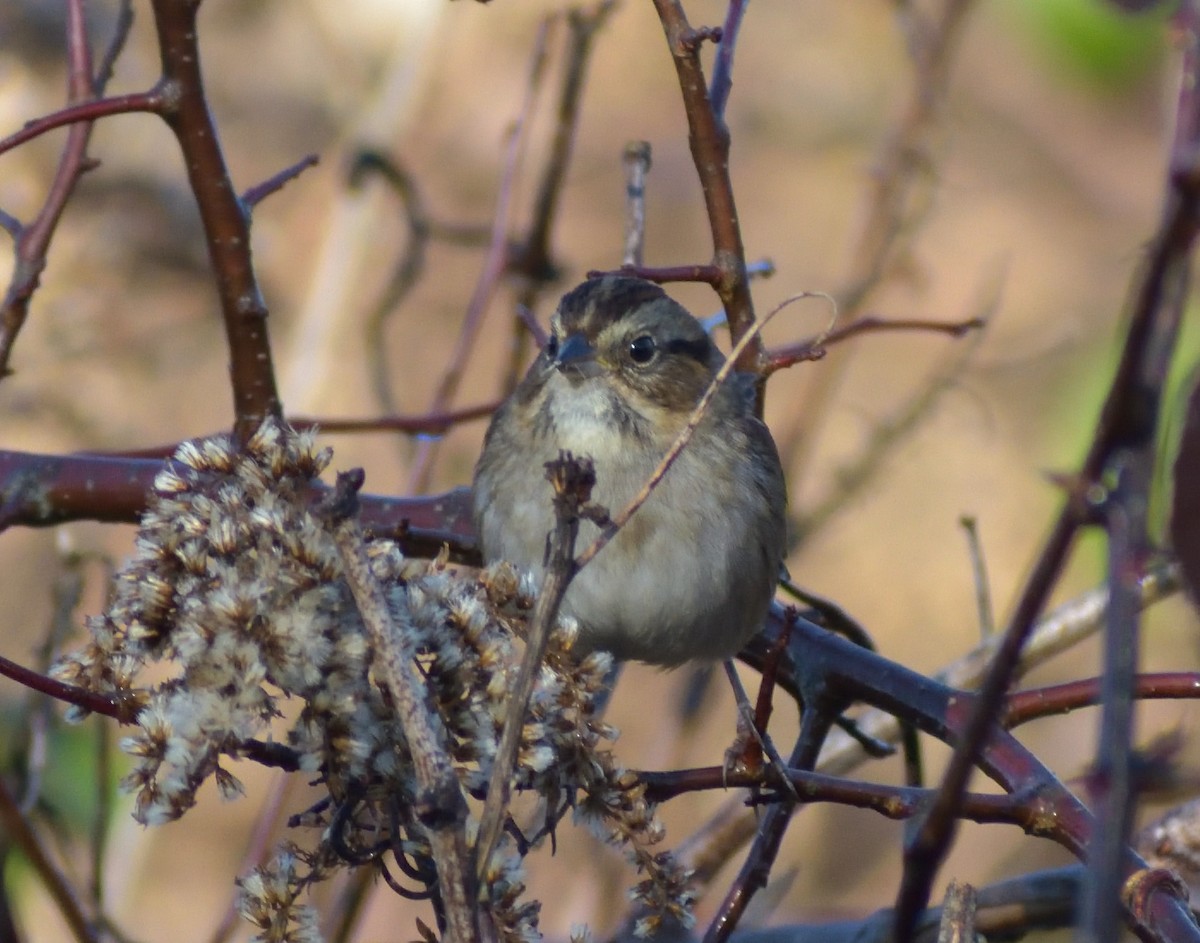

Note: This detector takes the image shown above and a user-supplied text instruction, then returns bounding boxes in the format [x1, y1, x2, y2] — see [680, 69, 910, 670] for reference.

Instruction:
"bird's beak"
[554, 333, 603, 378]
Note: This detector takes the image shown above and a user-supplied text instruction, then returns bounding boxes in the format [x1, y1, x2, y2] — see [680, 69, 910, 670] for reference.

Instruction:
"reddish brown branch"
[0, 449, 478, 559]
[149, 0, 282, 439]
[0, 653, 134, 722]
[1004, 673, 1200, 730]
[649, 1, 758, 371]
[764, 314, 985, 375]
[736, 617, 1200, 943]
[0, 90, 164, 160]
[641, 765, 1025, 831]
[589, 263, 722, 285]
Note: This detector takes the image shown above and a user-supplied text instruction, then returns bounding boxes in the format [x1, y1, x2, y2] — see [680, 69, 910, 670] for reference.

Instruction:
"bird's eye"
[545, 335, 559, 358]
[628, 334, 656, 364]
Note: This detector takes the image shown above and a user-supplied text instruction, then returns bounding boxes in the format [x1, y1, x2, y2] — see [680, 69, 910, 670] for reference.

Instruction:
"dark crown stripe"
[560, 276, 667, 329]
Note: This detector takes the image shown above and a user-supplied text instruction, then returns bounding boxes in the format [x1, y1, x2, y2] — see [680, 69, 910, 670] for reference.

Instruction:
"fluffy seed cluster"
[52, 420, 690, 942]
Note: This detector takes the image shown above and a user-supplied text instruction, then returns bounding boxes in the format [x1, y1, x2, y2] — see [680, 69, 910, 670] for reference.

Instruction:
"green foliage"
[1005, 0, 1168, 91]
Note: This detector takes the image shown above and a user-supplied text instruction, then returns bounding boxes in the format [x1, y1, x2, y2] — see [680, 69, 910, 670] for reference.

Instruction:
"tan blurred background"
[2, 0, 1199, 940]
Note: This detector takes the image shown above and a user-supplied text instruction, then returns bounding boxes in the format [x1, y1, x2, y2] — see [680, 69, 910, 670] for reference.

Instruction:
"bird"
[473, 275, 787, 667]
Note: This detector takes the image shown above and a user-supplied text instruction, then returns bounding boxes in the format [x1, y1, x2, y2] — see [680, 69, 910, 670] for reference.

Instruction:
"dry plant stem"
[407, 20, 552, 494]
[0, 0, 99, 377]
[0, 773, 97, 943]
[650, 0, 759, 371]
[894, 21, 1200, 928]
[622, 141, 652, 267]
[148, 0, 282, 440]
[319, 469, 480, 943]
[786, 0, 977, 486]
[474, 454, 592, 882]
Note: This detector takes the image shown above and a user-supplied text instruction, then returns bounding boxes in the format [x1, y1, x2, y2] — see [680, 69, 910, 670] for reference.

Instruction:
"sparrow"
[473, 275, 787, 666]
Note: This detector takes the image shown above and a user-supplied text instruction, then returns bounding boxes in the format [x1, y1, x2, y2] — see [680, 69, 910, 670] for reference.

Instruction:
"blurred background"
[1, 0, 1198, 939]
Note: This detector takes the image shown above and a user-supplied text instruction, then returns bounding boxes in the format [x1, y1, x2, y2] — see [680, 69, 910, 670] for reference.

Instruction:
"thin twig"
[959, 515, 996, 639]
[92, 0, 135, 95]
[474, 453, 594, 881]
[1004, 672, 1200, 730]
[0, 90, 164, 160]
[240, 154, 320, 210]
[763, 314, 985, 376]
[708, 0, 749, 121]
